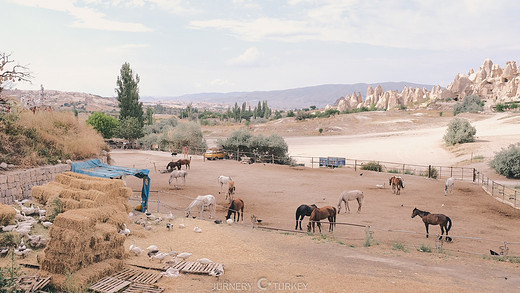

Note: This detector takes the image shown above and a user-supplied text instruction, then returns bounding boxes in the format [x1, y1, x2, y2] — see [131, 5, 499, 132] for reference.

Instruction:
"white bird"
[169, 247, 177, 257]
[179, 219, 185, 229]
[146, 211, 156, 221]
[20, 203, 35, 216]
[147, 245, 158, 251]
[166, 223, 173, 231]
[376, 183, 385, 189]
[176, 252, 192, 261]
[193, 226, 202, 233]
[1, 224, 17, 232]
[36, 206, 46, 216]
[197, 258, 213, 264]
[161, 267, 180, 277]
[151, 252, 169, 262]
[41, 221, 53, 228]
[166, 211, 174, 221]
[128, 212, 134, 220]
[129, 240, 143, 256]
[18, 238, 26, 251]
[119, 224, 131, 236]
[14, 247, 31, 258]
[209, 267, 224, 279]
[0, 247, 9, 257]
[226, 218, 233, 225]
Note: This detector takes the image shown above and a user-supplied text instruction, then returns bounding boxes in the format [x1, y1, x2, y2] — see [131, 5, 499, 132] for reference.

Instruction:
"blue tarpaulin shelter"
[70, 159, 150, 212]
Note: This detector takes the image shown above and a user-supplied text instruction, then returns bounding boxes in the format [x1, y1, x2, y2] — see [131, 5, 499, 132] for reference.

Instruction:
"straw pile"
[33, 172, 131, 285]
[0, 204, 16, 226]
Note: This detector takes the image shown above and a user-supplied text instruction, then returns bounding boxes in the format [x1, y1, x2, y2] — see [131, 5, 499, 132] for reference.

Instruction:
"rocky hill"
[333, 59, 520, 112]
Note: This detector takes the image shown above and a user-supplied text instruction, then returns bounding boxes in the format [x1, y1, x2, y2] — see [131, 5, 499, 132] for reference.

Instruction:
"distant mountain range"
[143, 82, 436, 110]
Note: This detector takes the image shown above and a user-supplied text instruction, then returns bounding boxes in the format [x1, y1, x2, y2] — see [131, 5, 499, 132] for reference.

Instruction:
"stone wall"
[0, 164, 70, 204]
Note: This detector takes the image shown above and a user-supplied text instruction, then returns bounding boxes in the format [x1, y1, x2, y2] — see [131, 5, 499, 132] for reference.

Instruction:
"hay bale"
[31, 182, 67, 205]
[0, 204, 16, 226]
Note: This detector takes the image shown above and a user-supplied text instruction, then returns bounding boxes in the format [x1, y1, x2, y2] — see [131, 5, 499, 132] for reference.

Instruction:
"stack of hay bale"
[31, 171, 132, 286]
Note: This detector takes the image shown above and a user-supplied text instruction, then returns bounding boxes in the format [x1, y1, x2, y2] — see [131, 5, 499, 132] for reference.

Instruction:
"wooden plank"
[89, 277, 131, 293]
[122, 283, 164, 293]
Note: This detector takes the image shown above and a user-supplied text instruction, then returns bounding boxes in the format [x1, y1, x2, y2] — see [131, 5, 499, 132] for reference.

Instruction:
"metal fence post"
[311, 157, 314, 168]
[157, 191, 160, 213]
[355, 160, 357, 171]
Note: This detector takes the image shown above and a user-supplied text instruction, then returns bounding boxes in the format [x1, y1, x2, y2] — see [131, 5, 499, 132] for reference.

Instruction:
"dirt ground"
[111, 148, 520, 293]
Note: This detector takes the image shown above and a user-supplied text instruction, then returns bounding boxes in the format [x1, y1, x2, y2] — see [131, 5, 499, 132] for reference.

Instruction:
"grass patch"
[417, 244, 432, 253]
[483, 255, 520, 263]
[391, 242, 408, 252]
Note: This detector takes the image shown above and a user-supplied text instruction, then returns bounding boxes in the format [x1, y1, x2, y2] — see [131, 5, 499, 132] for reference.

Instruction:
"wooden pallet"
[112, 266, 162, 284]
[122, 283, 164, 293]
[89, 277, 131, 293]
[180, 262, 224, 275]
[17, 275, 51, 293]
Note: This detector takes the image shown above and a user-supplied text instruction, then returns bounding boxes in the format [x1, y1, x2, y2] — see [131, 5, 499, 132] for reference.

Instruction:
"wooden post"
[157, 191, 160, 213]
[272, 154, 274, 164]
[311, 157, 314, 168]
[402, 164, 405, 175]
[354, 160, 357, 171]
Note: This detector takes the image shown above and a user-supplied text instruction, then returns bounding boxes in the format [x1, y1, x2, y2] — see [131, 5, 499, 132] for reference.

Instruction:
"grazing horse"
[226, 198, 244, 222]
[389, 176, 404, 195]
[445, 177, 455, 196]
[169, 170, 187, 186]
[411, 208, 452, 241]
[226, 180, 236, 202]
[218, 176, 232, 193]
[307, 206, 336, 233]
[337, 190, 364, 213]
[179, 157, 191, 169]
[167, 160, 181, 171]
[295, 204, 318, 230]
[185, 195, 215, 219]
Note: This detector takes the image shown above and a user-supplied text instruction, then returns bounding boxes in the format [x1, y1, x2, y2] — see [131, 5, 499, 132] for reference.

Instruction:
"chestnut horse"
[179, 156, 191, 169]
[389, 176, 404, 195]
[411, 208, 452, 241]
[307, 206, 336, 233]
[295, 204, 318, 230]
[226, 198, 244, 222]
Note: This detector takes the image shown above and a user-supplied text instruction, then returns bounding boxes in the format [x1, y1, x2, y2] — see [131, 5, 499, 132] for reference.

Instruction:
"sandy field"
[4, 110, 520, 293]
[105, 111, 520, 293]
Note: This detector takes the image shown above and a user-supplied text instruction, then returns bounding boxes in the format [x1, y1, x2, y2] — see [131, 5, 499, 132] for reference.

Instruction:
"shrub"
[418, 244, 432, 253]
[453, 95, 483, 115]
[361, 161, 383, 172]
[495, 103, 506, 112]
[489, 143, 520, 178]
[392, 242, 408, 252]
[443, 117, 476, 146]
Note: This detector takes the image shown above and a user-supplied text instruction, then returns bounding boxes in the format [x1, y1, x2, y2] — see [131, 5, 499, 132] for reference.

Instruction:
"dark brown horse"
[307, 206, 336, 233]
[226, 198, 244, 222]
[167, 160, 181, 171]
[411, 208, 452, 241]
[179, 156, 191, 169]
[295, 204, 318, 230]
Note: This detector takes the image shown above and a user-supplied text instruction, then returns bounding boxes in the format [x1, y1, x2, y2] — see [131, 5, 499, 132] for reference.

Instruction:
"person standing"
[183, 145, 188, 158]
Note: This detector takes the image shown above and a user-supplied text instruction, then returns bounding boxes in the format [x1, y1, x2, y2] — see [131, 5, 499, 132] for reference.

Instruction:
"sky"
[2, 0, 520, 98]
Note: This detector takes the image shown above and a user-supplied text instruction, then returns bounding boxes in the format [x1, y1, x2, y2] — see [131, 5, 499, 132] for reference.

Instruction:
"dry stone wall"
[0, 164, 70, 204]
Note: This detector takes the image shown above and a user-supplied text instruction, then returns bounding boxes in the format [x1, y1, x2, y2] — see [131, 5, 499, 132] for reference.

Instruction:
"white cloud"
[210, 79, 235, 87]
[147, 0, 201, 15]
[8, 0, 151, 32]
[228, 47, 263, 67]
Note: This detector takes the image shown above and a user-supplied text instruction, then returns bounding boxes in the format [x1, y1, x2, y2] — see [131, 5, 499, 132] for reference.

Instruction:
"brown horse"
[167, 160, 181, 171]
[225, 198, 244, 222]
[411, 208, 452, 241]
[307, 206, 336, 233]
[179, 156, 191, 169]
[389, 176, 404, 195]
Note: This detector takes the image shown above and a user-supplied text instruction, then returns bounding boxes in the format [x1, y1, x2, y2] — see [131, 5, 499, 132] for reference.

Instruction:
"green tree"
[86, 112, 119, 139]
[453, 95, 483, 115]
[443, 117, 476, 145]
[168, 121, 207, 154]
[118, 116, 144, 141]
[489, 143, 520, 178]
[116, 62, 144, 127]
[145, 107, 154, 125]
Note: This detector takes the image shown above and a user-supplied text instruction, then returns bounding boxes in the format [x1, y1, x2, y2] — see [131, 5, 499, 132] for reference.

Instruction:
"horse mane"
[415, 208, 430, 215]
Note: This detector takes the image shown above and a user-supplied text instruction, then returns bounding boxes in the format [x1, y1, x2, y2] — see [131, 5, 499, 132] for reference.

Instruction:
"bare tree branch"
[0, 52, 33, 94]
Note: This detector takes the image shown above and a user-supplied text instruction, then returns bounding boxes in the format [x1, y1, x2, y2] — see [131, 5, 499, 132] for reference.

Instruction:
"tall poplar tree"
[116, 62, 144, 130]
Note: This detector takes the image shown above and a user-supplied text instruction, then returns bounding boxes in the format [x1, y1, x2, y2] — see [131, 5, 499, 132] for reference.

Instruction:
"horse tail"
[446, 216, 452, 232]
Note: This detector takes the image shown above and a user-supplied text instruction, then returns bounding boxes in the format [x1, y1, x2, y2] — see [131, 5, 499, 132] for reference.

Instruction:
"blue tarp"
[71, 159, 150, 212]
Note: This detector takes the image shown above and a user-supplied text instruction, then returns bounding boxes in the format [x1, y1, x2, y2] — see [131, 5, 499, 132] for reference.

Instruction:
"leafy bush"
[86, 112, 119, 139]
[489, 143, 520, 178]
[495, 103, 506, 112]
[361, 161, 383, 172]
[443, 117, 476, 146]
[217, 129, 291, 164]
[429, 167, 438, 179]
[453, 95, 483, 115]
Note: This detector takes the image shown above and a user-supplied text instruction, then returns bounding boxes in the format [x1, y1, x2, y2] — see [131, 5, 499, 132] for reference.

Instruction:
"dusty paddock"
[111, 150, 520, 293]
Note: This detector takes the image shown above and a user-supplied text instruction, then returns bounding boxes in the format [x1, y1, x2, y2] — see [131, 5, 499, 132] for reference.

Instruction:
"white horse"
[218, 176, 232, 193]
[169, 170, 187, 186]
[337, 190, 364, 214]
[445, 177, 455, 195]
[185, 195, 216, 219]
